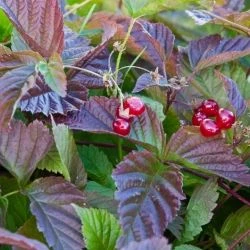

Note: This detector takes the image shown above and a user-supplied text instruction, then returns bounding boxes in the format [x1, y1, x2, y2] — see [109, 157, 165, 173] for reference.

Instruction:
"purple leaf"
[0, 120, 53, 186]
[25, 177, 86, 250]
[19, 74, 88, 116]
[0, 65, 36, 130]
[0, 0, 64, 58]
[113, 150, 184, 248]
[167, 126, 250, 186]
[62, 27, 92, 65]
[60, 97, 165, 154]
[133, 73, 168, 93]
[187, 35, 250, 71]
[0, 227, 48, 250]
[215, 70, 247, 116]
[121, 237, 171, 250]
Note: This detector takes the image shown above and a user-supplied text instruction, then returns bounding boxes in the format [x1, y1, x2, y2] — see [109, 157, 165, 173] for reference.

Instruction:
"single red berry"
[116, 106, 134, 122]
[123, 96, 145, 116]
[200, 119, 221, 137]
[112, 118, 131, 136]
[192, 111, 207, 126]
[216, 108, 236, 129]
[200, 99, 219, 116]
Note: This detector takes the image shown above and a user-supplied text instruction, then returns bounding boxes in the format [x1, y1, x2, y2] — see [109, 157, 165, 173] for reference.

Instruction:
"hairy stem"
[228, 229, 250, 250]
[64, 65, 102, 78]
[63, 0, 92, 18]
[3, 190, 20, 198]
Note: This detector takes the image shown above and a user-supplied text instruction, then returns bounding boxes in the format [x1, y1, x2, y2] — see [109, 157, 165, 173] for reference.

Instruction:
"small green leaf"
[175, 245, 202, 250]
[180, 178, 219, 243]
[52, 123, 87, 188]
[214, 230, 228, 250]
[78, 145, 114, 188]
[74, 206, 121, 250]
[37, 53, 67, 97]
[221, 206, 250, 245]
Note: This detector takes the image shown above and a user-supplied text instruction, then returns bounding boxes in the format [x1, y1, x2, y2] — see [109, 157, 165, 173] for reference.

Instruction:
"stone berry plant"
[0, 0, 250, 250]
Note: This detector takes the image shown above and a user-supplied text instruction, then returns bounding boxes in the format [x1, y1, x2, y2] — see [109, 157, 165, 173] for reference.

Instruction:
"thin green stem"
[3, 190, 20, 198]
[63, 65, 102, 78]
[79, 3, 97, 33]
[118, 65, 151, 74]
[63, 0, 92, 18]
[114, 18, 137, 83]
[117, 138, 123, 161]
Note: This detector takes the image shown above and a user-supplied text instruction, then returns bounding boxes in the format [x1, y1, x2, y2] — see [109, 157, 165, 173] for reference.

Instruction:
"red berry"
[113, 118, 131, 136]
[216, 108, 236, 129]
[192, 111, 207, 126]
[200, 119, 221, 137]
[116, 106, 134, 122]
[200, 99, 219, 116]
[123, 97, 145, 116]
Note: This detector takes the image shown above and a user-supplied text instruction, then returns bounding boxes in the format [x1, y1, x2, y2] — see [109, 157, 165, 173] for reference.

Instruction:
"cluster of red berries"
[192, 99, 236, 137]
[113, 97, 145, 136]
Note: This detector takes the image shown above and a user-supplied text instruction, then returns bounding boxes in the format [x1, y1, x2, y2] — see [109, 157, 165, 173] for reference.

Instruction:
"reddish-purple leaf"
[0, 0, 64, 58]
[0, 227, 48, 250]
[167, 126, 250, 186]
[187, 35, 250, 71]
[90, 14, 174, 75]
[215, 70, 246, 116]
[121, 237, 171, 250]
[133, 72, 168, 93]
[112, 150, 184, 249]
[62, 27, 92, 65]
[19, 74, 88, 116]
[0, 65, 36, 130]
[60, 97, 165, 154]
[0, 120, 53, 186]
[25, 177, 86, 250]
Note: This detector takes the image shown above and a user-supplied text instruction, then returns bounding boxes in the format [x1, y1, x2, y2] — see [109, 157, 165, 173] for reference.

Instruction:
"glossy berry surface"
[116, 106, 134, 122]
[200, 119, 221, 137]
[199, 99, 219, 116]
[216, 108, 236, 129]
[112, 118, 131, 136]
[192, 111, 207, 126]
[123, 97, 145, 116]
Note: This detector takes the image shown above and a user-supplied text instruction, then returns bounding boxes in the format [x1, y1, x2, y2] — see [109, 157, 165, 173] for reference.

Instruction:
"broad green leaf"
[0, 228, 48, 250]
[0, 9, 12, 42]
[0, 65, 36, 130]
[0, 120, 53, 186]
[112, 150, 185, 249]
[25, 177, 86, 250]
[121, 237, 172, 250]
[0, 197, 8, 227]
[167, 126, 250, 186]
[37, 53, 67, 97]
[17, 217, 46, 245]
[175, 245, 202, 250]
[180, 178, 219, 243]
[78, 145, 114, 188]
[0, 0, 64, 58]
[37, 145, 67, 177]
[74, 206, 121, 250]
[221, 206, 250, 244]
[52, 123, 87, 189]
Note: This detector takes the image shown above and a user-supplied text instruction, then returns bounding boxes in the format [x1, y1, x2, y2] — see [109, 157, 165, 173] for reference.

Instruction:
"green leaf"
[220, 206, 250, 244]
[0, 10, 12, 43]
[180, 178, 219, 243]
[37, 145, 67, 176]
[78, 145, 114, 188]
[37, 53, 67, 97]
[52, 123, 87, 188]
[214, 230, 228, 250]
[0, 196, 8, 227]
[74, 206, 121, 250]
[175, 245, 202, 250]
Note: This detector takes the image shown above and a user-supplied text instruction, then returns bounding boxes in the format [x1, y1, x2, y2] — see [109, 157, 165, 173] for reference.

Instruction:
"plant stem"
[3, 190, 20, 198]
[63, 0, 92, 18]
[228, 229, 250, 250]
[114, 18, 136, 83]
[117, 65, 151, 74]
[117, 138, 123, 161]
[79, 3, 97, 33]
[63, 65, 102, 78]
[202, 10, 250, 36]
